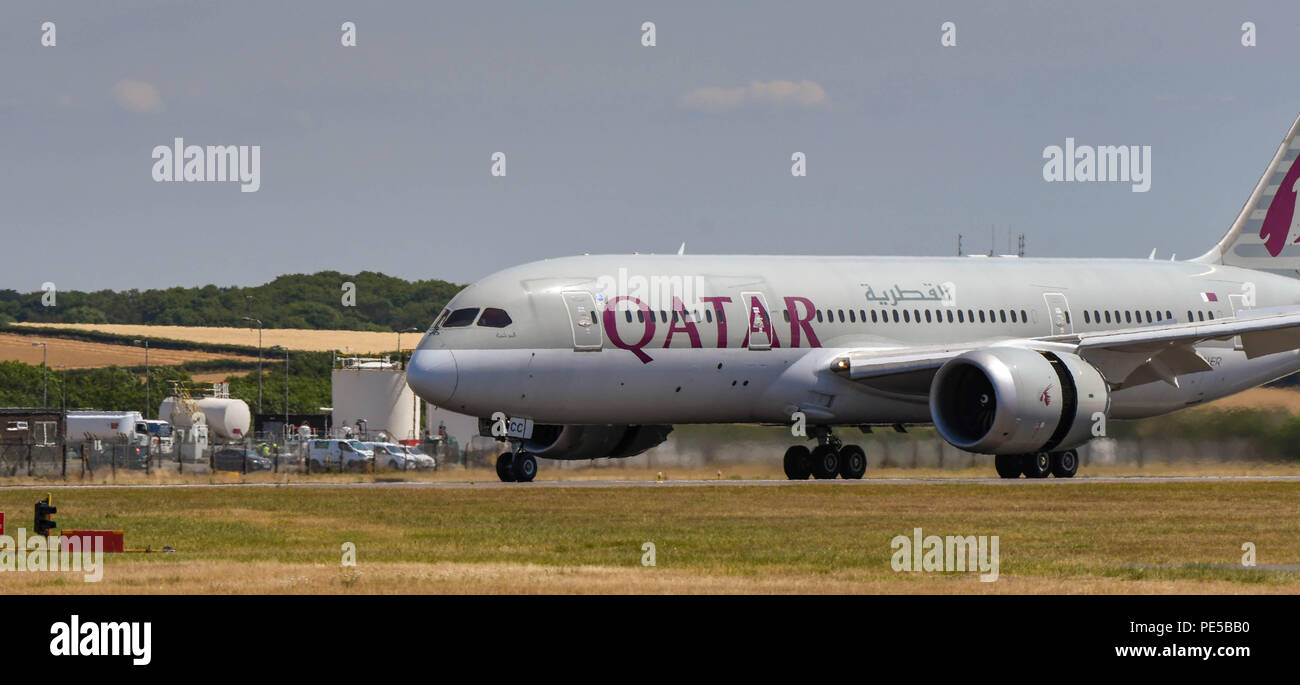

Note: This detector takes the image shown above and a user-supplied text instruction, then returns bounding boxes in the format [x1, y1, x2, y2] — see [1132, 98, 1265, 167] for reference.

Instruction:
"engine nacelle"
[929, 347, 1108, 455]
[481, 423, 673, 461]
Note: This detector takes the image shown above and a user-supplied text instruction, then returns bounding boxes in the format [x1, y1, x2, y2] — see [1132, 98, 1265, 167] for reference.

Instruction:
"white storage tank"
[332, 357, 421, 441]
[160, 397, 251, 441]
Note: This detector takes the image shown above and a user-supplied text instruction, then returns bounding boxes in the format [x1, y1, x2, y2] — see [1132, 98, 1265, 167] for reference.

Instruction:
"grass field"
[12, 323, 404, 354]
[0, 479, 1295, 594]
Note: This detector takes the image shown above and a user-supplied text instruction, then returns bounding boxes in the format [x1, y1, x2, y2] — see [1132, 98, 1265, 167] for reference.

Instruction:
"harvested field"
[12, 323, 403, 353]
[0, 332, 257, 369]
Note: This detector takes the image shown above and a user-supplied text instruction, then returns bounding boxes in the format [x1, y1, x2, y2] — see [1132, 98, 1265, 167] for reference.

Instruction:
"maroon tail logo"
[1039, 384, 1052, 407]
[1259, 158, 1300, 257]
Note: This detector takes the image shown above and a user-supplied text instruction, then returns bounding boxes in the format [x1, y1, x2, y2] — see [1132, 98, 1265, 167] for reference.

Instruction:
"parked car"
[366, 442, 436, 470]
[305, 439, 374, 472]
[212, 448, 274, 472]
[401, 445, 437, 470]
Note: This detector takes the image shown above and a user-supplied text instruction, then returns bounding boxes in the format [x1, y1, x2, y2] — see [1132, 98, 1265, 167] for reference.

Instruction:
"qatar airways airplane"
[408, 112, 1300, 482]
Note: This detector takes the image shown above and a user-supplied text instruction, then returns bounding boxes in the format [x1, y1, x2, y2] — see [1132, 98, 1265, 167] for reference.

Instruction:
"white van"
[306, 439, 374, 471]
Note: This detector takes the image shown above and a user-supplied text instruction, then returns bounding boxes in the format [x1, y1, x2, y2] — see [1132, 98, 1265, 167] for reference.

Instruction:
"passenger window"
[1165, 310, 1172, 321]
[816, 310, 824, 323]
[1021, 309, 1028, 322]
[783, 310, 790, 322]
[477, 307, 513, 328]
[892, 310, 899, 323]
[946, 310, 954, 323]
[924, 310, 932, 323]
[1208, 311, 1215, 320]
[871, 310, 878, 323]
[1144, 311, 1152, 323]
[849, 310, 856, 323]
[1187, 311, 1193, 322]
[1104, 311, 1111, 323]
[914, 309, 922, 324]
[441, 307, 480, 328]
[978, 310, 986, 323]
[838, 309, 845, 323]
[999, 310, 1007, 323]
[957, 310, 965, 323]
[1197, 311, 1205, 321]
[903, 310, 911, 323]
[624, 310, 632, 323]
[860, 310, 866, 322]
[1083, 311, 1090, 324]
[706, 310, 713, 323]
[1124, 311, 1132, 324]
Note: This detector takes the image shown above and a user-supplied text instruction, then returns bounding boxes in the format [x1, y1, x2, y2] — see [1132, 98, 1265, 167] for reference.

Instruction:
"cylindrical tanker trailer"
[159, 397, 251, 441]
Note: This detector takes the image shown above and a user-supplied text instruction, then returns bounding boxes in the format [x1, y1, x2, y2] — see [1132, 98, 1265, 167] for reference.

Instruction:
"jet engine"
[482, 423, 673, 461]
[929, 347, 1108, 454]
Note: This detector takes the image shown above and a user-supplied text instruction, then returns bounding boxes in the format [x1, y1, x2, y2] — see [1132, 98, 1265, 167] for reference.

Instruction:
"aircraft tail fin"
[1195, 111, 1300, 276]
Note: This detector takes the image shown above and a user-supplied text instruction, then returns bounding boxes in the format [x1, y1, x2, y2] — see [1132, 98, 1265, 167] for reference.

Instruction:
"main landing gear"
[783, 428, 867, 480]
[496, 447, 538, 483]
[994, 450, 1079, 479]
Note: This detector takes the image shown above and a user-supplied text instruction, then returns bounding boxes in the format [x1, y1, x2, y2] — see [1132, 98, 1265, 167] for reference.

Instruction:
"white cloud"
[112, 79, 164, 113]
[680, 80, 828, 111]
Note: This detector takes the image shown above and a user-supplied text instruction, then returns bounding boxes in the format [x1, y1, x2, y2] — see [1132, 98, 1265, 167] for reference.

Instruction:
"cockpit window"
[441, 307, 480, 328]
[429, 308, 450, 333]
[477, 307, 512, 328]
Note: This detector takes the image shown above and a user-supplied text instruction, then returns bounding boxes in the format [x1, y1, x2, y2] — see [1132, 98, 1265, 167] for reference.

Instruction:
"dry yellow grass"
[12, 322, 405, 354]
[1204, 386, 1300, 414]
[0, 480, 1294, 594]
[0, 332, 257, 369]
[0, 560, 1284, 595]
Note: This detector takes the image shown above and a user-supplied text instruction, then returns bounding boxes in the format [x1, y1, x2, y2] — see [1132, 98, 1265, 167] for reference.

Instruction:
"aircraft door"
[742, 291, 773, 350]
[1228, 293, 1247, 350]
[562, 291, 603, 351]
[1042, 292, 1073, 335]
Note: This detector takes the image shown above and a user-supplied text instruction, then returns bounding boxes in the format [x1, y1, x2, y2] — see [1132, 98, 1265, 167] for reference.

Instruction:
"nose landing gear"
[783, 427, 866, 480]
[495, 445, 537, 483]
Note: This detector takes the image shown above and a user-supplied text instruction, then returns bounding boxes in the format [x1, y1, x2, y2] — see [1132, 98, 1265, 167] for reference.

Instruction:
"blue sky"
[3, 1, 1299, 290]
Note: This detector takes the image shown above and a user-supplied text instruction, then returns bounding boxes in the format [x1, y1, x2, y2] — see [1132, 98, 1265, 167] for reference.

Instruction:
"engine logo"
[1039, 384, 1053, 406]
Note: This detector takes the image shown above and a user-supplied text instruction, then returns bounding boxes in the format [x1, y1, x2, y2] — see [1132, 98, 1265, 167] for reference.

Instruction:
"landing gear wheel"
[1050, 450, 1079, 478]
[496, 452, 516, 482]
[994, 455, 1022, 479]
[783, 446, 812, 480]
[1021, 452, 1052, 479]
[512, 452, 538, 482]
[809, 445, 840, 479]
[838, 444, 867, 479]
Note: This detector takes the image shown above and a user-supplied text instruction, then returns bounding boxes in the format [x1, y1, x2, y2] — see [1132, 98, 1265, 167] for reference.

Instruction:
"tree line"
[0, 271, 463, 331]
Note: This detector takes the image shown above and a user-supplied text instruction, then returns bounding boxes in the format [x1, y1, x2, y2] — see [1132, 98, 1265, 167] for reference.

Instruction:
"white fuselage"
[408, 255, 1300, 426]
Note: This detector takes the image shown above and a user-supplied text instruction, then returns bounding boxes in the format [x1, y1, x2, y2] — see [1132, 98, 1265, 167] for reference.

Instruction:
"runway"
[1, 474, 1297, 491]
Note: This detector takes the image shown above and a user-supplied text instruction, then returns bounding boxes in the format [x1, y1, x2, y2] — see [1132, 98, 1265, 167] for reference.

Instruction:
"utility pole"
[58, 365, 67, 413]
[31, 342, 47, 407]
[396, 327, 419, 368]
[271, 345, 289, 430]
[133, 339, 150, 417]
[242, 317, 263, 414]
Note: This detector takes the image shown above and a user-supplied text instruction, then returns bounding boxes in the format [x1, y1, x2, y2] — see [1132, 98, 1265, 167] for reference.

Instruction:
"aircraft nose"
[407, 349, 458, 405]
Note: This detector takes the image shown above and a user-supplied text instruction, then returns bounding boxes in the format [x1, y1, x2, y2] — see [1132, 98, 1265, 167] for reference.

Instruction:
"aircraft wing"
[831, 306, 1300, 394]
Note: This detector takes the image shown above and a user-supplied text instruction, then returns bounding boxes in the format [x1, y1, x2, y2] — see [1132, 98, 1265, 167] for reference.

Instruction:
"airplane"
[408, 111, 1300, 482]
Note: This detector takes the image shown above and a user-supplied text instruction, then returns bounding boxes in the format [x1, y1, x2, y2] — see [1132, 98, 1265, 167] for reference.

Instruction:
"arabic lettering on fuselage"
[862, 282, 955, 307]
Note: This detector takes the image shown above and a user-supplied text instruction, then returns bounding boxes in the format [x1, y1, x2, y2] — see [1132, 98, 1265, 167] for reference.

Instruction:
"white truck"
[65, 411, 172, 453]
